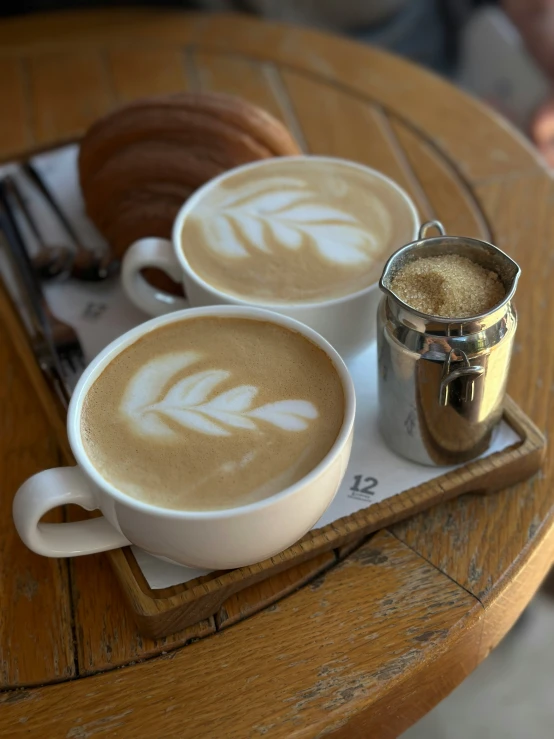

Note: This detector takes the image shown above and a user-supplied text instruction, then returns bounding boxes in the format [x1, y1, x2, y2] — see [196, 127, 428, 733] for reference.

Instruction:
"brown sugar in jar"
[389, 254, 505, 318]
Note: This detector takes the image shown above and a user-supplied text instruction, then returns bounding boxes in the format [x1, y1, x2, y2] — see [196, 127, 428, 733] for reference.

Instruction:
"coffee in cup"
[181, 157, 415, 304]
[81, 315, 345, 511]
[121, 156, 419, 356]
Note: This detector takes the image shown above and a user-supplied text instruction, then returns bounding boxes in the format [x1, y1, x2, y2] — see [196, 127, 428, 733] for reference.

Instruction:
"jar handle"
[419, 220, 446, 240]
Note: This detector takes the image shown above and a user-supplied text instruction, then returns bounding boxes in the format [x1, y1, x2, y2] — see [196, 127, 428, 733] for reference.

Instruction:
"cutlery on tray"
[0, 179, 87, 404]
[23, 162, 119, 281]
[3, 175, 74, 280]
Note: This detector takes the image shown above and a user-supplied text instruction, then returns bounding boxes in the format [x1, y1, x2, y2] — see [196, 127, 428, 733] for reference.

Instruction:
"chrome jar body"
[377, 221, 521, 466]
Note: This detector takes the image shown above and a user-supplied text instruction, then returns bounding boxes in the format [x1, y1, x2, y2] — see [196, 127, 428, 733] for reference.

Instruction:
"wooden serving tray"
[1, 281, 546, 639]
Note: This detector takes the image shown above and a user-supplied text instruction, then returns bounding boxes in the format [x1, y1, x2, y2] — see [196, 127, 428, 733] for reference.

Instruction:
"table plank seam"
[182, 46, 200, 92]
[470, 166, 551, 187]
[477, 498, 554, 601]
[17, 56, 34, 151]
[387, 528, 485, 609]
[59, 443, 80, 682]
[260, 61, 310, 153]
[374, 105, 436, 218]
[62, 520, 82, 682]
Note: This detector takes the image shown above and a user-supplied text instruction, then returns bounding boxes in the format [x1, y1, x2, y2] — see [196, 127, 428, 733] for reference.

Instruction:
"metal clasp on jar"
[439, 348, 485, 406]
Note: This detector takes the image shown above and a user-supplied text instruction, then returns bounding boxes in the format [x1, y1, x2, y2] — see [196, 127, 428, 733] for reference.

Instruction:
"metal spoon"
[23, 162, 120, 281]
[3, 175, 74, 281]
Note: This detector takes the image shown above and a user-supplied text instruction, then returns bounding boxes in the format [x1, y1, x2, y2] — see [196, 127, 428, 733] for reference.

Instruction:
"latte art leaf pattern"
[196, 176, 381, 265]
[83, 317, 345, 511]
[121, 358, 319, 438]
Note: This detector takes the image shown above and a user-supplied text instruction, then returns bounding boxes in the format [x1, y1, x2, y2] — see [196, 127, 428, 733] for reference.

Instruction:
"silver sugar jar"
[377, 221, 521, 466]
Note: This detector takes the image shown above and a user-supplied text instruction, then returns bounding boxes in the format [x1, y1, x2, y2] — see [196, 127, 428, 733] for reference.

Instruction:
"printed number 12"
[350, 475, 378, 494]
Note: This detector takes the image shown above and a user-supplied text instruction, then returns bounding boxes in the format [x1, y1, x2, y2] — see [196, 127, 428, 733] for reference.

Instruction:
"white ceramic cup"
[121, 156, 419, 357]
[12, 306, 355, 570]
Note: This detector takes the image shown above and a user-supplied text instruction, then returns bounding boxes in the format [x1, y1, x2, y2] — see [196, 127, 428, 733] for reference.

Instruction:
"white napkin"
[0, 145, 520, 589]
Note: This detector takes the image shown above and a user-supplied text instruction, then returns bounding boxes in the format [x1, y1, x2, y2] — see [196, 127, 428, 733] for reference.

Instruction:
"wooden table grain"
[0, 10, 553, 739]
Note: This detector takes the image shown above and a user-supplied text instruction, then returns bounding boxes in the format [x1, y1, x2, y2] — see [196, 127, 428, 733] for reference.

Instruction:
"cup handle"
[12, 466, 131, 557]
[121, 237, 189, 316]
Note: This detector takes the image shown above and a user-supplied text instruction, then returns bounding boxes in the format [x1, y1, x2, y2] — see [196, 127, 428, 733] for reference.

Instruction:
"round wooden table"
[1, 10, 553, 739]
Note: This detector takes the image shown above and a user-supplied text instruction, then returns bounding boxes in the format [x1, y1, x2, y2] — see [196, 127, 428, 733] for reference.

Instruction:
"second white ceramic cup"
[12, 306, 355, 570]
[121, 156, 419, 356]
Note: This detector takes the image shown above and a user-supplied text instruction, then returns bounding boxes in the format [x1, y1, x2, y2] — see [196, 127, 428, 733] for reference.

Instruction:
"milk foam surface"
[181, 159, 416, 302]
[81, 317, 345, 510]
